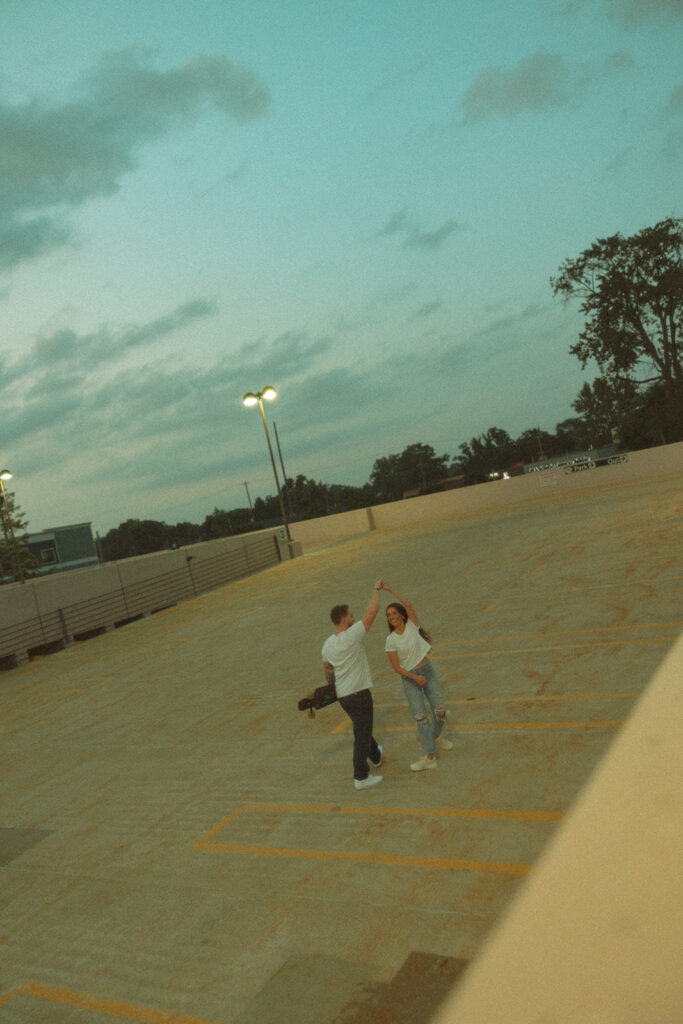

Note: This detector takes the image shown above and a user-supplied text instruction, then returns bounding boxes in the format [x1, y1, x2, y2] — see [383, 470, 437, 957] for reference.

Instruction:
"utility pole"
[243, 481, 254, 524]
[273, 421, 293, 521]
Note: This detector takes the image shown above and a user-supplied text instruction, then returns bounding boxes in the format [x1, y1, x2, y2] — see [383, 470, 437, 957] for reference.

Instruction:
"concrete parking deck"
[1, 470, 681, 1023]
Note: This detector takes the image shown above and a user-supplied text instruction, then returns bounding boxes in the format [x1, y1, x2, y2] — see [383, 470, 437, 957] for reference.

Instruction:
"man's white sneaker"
[354, 774, 383, 790]
[436, 735, 454, 750]
[410, 756, 437, 772]
[369, 744, 383, 767]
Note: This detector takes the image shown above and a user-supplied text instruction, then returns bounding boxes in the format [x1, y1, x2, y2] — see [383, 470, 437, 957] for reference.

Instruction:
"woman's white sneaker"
[410, 755, 437, 772]
[436, 735, 453, 750]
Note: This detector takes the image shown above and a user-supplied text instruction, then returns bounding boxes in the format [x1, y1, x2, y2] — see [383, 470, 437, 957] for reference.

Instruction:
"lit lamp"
[0, 468, 12, 503]
[241, 387, 292, 544]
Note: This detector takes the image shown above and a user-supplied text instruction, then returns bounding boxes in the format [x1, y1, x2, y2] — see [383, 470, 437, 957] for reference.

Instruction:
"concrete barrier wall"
[0, 528, 288, 667]
[437, 628, 683, 1024]
[290, 441, 683, 548]
[287, 507, 372, 548]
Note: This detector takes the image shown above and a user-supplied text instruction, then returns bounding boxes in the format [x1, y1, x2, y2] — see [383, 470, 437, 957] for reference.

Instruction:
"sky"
[1, 0, 682, 537]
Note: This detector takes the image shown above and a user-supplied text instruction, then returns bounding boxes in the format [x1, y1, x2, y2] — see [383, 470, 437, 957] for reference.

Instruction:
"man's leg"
[339, 689, 375, 780]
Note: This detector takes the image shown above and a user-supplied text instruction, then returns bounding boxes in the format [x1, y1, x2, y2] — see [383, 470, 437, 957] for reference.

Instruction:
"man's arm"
[361, 579, 384, 631]
[323, 660, 336, 686]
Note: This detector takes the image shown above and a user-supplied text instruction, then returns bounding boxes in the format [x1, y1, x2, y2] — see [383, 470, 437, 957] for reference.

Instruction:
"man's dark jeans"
[338, 688, 381, 781]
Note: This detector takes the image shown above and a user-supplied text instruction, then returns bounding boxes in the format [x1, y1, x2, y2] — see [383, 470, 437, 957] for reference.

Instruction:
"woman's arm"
[387, 650, 427, 687]
[381, 582, 419, 625]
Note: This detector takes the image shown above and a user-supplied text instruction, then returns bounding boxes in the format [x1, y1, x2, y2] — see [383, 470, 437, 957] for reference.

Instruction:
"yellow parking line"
[198, 842, 531, 874]
[437, 638, 675, 657]
[439, 621, 683, 646]
[194, 803, 554, 874]
[376, 694, 637, 707]
[453, 692, 635, 704]
[0, 982, 222, 1022]
[333, 721, 623, 735]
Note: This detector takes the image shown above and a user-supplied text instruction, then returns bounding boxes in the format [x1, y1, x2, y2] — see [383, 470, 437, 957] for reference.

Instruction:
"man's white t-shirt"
[322, 620, 373, 698]
[384, 619, 431, 671]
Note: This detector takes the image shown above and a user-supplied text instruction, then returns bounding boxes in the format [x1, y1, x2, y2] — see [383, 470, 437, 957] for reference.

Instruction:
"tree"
[551, 217, 683, 443]
[571, 378, 639, 449]
[515, 427, 557, 463]
[168, 521, 203, 548]
[0, 489, 41, 583]
[100, 519, 170, 561]
[553, 417, 590, 454]
[370, 443, 450, 501]
[200, 507, 253, 541]
[455, 427, 516, 483]
[286, 475, 331, 520]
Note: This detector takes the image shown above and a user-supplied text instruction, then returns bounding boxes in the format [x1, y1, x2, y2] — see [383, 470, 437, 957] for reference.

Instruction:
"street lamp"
[241, 387, 292, 544]
[0, 468, 24, 583]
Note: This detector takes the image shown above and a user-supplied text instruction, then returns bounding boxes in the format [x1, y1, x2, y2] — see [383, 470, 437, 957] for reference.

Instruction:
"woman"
[380, 582, 453, 771]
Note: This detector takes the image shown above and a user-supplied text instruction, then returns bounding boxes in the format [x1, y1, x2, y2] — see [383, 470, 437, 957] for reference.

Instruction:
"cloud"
[662, 80, 683, 159]
[378, 209, 463, 250]
[0, 50, 270, 271]
[459, 51, 632, 123]
[556, 0, 682, 22]
[603, 0, 683, 23]
[31, 297, 218, 370]
[409, 301, 443, 321]
[0, 301, 341, 489]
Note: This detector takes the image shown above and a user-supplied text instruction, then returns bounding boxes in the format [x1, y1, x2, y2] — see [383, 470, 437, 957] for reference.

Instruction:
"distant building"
[26, 523, 100, 574]
[523, 447, 619, 474]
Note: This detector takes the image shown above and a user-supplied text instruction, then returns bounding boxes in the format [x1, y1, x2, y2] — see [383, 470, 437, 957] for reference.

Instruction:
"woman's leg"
[420, 660, 448, 740]
[401, 677, 436, 755]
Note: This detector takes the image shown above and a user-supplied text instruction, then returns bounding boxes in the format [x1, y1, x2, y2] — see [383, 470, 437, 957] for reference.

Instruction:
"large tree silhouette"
[552, 217, 683, 442]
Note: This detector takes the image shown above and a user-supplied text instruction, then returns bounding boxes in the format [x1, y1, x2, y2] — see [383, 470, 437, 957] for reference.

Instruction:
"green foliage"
[552, 216, 683, 443]
[0, 489, 41, 583]
[454, 427, 517, 484]
[100, 519, 171, 561]
[370, 443, 451, 501]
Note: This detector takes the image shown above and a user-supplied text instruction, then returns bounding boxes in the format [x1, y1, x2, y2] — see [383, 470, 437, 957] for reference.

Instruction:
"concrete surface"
[1, 470, 681, 1023]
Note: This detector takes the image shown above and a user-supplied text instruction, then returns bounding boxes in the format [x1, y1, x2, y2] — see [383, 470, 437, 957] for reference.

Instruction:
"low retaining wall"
[290, 441, 683, 548]
[0, 528, 290, 670]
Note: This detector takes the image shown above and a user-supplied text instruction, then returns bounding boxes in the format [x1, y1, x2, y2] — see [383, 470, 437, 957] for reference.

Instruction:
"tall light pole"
[241, 387, 292, 544]
[0, 468, 24, 583]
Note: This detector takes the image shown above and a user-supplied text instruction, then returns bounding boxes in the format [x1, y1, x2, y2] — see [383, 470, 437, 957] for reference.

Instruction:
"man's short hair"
[330, 604, 349, 625]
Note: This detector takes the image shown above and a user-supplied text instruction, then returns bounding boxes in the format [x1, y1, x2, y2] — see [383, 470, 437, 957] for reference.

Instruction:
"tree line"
[2, 216, 682, 576]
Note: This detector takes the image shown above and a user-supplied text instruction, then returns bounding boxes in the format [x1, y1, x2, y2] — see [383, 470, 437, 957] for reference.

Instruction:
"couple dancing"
[321, 580, 452, 790]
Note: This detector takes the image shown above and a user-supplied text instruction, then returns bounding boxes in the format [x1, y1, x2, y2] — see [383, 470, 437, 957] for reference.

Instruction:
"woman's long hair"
[386, 602, 432, 644]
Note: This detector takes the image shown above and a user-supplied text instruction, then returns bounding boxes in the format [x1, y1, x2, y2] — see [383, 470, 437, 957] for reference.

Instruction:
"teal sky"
[2, 0, 682, 535]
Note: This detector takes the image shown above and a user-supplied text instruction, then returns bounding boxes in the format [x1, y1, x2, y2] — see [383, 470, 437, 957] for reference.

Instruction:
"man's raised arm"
[361, 579, 384, 631]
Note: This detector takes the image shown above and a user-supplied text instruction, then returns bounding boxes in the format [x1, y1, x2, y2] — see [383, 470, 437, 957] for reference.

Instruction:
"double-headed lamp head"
[242, 386, 277, 407]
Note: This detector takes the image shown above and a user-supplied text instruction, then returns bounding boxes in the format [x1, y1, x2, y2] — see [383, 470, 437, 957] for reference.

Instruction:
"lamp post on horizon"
[0, 468, 24, 584]
[241, 387, 292, 544]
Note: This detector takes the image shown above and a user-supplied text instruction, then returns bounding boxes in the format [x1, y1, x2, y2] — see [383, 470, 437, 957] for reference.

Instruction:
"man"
[322, 580, 384, 790]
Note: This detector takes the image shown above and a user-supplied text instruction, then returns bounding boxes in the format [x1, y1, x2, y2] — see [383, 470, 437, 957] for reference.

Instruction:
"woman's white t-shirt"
[384, 620, 430, 671]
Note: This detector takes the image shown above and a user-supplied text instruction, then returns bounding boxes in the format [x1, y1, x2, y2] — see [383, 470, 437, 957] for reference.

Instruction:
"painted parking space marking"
[0, 981, 222, 1022]
[436, 637, 675, 658]
[439, 621, 683, 645]
[194, 802, 563, 875]
[332, 720, 623, 735]
[373, 693, 637, 707]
